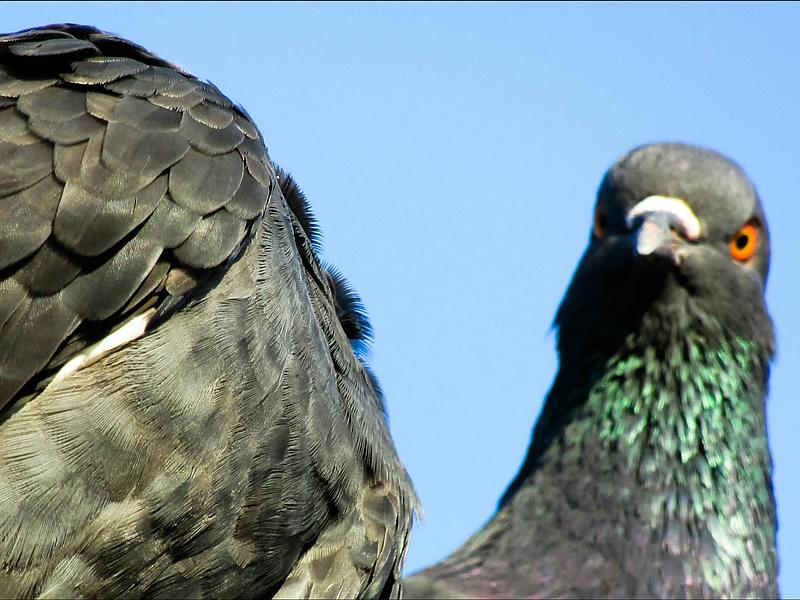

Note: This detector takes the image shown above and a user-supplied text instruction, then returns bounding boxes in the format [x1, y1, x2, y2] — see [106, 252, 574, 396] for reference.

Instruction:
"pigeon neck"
[498, 328, 777, 596]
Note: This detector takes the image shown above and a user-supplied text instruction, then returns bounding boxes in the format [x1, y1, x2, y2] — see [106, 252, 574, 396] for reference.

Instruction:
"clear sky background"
[4, 2, 798, 594]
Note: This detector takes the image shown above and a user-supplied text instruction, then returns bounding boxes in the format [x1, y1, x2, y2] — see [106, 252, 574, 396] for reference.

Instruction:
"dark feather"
[180, 111, 246, 155]
[63, 56, 149, 85]
[105, 94, 183, 132]
[0, 175, 60, 269]
[277, 167, 321, 252]
[169, 148, 245, 213]
[173, 209, 247, 269]
[325, 266, 374, 361]
[53, 175, 167, 256]
[15, 240, 82, 294]
[0, 140, 52, 196]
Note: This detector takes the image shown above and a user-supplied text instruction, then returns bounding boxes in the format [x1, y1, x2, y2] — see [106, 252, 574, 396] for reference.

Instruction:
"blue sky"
[4, 2, 798, 593]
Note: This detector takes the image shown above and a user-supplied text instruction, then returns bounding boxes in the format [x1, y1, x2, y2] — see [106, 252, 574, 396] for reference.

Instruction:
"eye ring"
[593, 205, 607, 238]
[730, 221, 759, 262]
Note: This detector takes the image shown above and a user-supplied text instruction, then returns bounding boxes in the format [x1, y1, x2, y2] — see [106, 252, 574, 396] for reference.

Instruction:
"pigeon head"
[556, 143, 773, 363]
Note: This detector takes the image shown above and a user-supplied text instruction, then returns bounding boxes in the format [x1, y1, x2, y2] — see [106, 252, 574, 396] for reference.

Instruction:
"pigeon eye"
[730, 222, 759, 262]
[593, 205, 607, 238]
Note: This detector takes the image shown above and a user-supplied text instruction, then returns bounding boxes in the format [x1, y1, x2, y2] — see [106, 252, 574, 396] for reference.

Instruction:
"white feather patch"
[48, 309, 157, 388]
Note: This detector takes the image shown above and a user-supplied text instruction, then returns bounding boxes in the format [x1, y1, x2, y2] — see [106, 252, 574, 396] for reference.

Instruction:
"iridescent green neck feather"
[459, 324, 777, 599]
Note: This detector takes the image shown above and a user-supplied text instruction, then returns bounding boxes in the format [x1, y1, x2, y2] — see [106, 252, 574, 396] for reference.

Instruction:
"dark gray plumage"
[404, 143, 778, 598]
[0, 24, 416, 598]
[277, 169, 384, 409]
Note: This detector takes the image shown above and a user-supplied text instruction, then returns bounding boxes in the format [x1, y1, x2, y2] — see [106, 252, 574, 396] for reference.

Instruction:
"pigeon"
[0, 24, 417, 598]
[404, 143, 778, 599]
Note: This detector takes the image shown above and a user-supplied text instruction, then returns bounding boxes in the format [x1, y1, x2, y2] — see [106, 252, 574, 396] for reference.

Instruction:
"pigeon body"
[0, 24, 416, 598]
[404, 143, 777, 599]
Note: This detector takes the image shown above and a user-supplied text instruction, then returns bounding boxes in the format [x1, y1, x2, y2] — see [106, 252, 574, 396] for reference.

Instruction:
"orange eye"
[593, 205, 607, 238]
[730, 222, 759, 262]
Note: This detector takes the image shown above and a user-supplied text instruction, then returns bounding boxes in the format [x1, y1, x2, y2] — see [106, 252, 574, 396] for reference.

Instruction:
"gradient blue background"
[4, 2, 797, 594]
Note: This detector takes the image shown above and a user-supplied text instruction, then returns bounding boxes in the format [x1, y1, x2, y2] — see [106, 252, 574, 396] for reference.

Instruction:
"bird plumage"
[0, 24, 416, 598]
[404, 143, 778, 599]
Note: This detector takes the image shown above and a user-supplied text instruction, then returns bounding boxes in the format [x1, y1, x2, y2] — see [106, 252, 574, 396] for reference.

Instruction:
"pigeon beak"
[625, 196, 701, 265]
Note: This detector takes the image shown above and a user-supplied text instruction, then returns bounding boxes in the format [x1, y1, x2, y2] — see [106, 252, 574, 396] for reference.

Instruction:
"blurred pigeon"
[404, 143, 778, 598]
[0, 24, 417, 598]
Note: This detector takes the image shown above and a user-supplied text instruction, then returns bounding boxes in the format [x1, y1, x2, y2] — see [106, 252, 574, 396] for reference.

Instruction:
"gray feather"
[180, 111, 246, 155]
[15, 240, 82, 295]
[173, 209, 247, 269]
[0, 175, 61, 269]
[0, 141, 52, 196]
[16, 86, 87, 121]
[63, 56, 149, 85]
[53, 175, 167, 256]
[169, 148, 245, 213]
